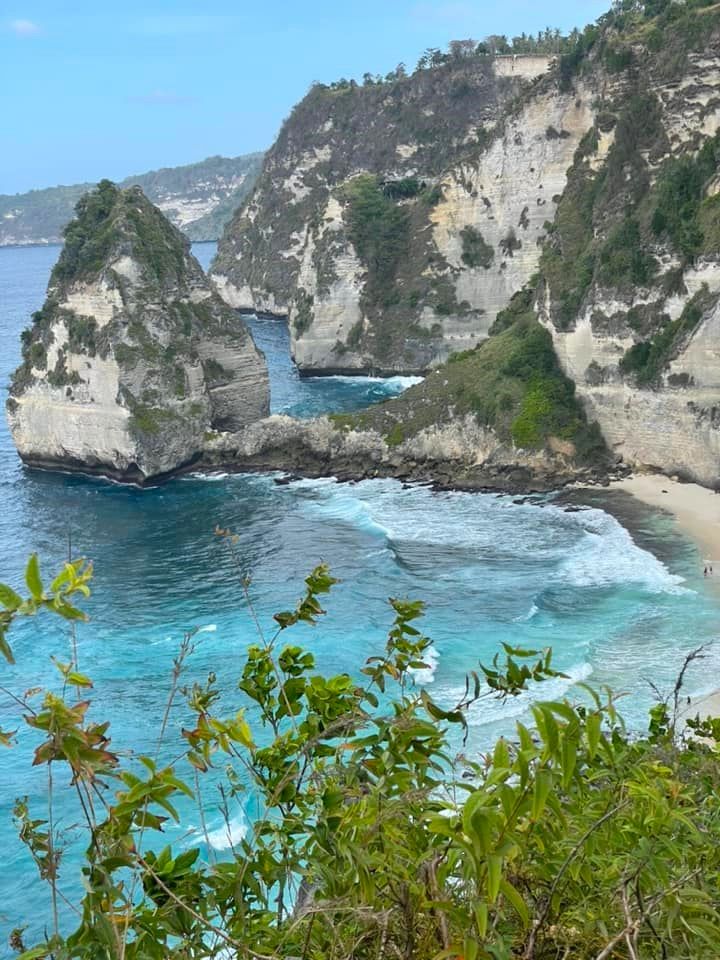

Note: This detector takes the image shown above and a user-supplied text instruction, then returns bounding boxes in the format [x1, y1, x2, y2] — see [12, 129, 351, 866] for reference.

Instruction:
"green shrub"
[598, 217, 657, 286]
[651, 131, 720, 259]
[293, 290, 314, 335]
[381, 177, 423, 200]
[384, 422, 405, 446]
[619, 284, 716, 385]
[28, 341, 47, 369]
[346, 319, 364, 349]
[342, 174, 411, 307]
[3, 554, 720, 960]
[698, 193, 720, 254]
[460, 225, 494, 268]
[603, 43, 634, 72]
[66, 314, 98, 355]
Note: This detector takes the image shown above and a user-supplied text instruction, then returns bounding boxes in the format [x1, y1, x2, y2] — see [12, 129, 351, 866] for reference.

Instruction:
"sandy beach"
[611, 474, 720, 570]
[611, 473, 720, 721]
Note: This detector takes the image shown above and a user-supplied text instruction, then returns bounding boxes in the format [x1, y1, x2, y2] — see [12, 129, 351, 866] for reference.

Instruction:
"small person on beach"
[704, 567, 708, 577]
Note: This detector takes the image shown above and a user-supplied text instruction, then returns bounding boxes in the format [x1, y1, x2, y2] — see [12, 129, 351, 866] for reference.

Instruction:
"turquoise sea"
[0, 242, 718, 949]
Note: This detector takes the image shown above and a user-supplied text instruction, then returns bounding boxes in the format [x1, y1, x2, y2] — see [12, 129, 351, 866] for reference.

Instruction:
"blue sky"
[2, 1, 609, 195]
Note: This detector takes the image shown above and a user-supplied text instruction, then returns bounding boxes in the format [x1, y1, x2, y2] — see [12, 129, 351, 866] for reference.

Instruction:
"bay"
[0, 241, 718, 949]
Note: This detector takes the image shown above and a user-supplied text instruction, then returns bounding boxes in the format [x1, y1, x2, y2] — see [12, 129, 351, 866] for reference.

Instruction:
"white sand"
[611, 474, 720, 720]
[680, 689, 720, 723]
[611, 474, 720, 569]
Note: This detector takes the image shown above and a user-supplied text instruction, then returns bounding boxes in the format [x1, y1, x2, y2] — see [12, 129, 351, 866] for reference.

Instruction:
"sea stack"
[6, 180, 269, 484]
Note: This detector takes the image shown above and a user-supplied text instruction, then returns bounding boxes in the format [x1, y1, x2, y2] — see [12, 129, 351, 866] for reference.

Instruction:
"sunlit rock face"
[211, 55, 590, 375]
[7, 181, 269, 483]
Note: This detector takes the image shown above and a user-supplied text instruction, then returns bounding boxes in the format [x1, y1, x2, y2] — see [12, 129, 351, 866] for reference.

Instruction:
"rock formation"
[6, 180, 269, 483]
[213, 3, 720, 487]
[536, 18, 720, 487]
[211, 55, 570, 374]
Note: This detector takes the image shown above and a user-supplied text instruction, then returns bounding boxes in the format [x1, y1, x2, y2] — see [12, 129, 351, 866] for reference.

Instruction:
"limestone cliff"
[215, 1, 720, 487]
[532, 5, 720, 487]
[6, 180, 269, 483]
[212, 54, 576, 374]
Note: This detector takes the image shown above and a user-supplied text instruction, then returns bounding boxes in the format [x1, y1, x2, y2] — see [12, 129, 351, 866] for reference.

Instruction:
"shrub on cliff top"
[2, 551, 720, 959]
[53, 180, 187, 287]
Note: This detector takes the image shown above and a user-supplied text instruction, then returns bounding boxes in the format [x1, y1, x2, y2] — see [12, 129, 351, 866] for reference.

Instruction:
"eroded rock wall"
[7, 182, 269, 483]
[212, 55, 575, 374]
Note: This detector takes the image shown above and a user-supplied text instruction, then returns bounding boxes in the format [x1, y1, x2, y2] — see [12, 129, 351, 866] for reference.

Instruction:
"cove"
[1, 242, 719, 951]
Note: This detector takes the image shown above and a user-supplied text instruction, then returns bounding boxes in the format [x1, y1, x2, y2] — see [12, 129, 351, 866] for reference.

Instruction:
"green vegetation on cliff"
[651, 130, 720, 259]
[3, 552, 720, 959]
[542, 2, 720, 332]
[620, 284, 719, 385]
[9, 179, 268, 463]
[56, 179, 187, 286]
[342, 174, 412, 308]
[334, 297, 605, 464]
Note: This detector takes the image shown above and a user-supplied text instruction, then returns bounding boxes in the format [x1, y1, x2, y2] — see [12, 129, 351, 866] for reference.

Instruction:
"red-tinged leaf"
[187, 752, 208, 772]
[0, 727, 17, 746]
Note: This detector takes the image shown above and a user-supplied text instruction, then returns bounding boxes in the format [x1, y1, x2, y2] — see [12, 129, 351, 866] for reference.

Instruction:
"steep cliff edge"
[213, 0, 720, 487]
[211, 54, 584, 374]
[531, 2, 720, 487]
[6, 180, 269, 483]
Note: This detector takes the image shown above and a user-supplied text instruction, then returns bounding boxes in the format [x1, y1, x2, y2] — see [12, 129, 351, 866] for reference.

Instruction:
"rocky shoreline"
[12, 411, 625, 493]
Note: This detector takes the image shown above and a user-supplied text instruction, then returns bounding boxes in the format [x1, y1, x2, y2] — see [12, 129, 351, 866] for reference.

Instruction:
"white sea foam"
[334, 482, 688, 596]
[307, 374, 424, 389]
[551, 506, 688, 594]
[205, 812, 248, 850]
[409, 645, 440, 684]
[462, 660, 594, 729]
[514, 602, 539, 622]
[185, 471, 230, 482]
[299, 483, 395, 541]
[197, 624, 217, 634]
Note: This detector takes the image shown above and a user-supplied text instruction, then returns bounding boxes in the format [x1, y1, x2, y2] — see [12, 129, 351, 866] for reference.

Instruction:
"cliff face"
[534, 8, 720, 486]
[6, 181, 269, 483]
[216, 2, 720, 487]
[212, 55, 581, 374]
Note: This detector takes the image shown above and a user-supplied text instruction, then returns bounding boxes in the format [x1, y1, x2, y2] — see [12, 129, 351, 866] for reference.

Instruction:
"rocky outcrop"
[212, 55, 588, 374]
[6, 180, 269, 483]
[200, 413, 598, 493]
[534, 15, 720, 487]
[195, 310, 612, 492]
[545, 271, 720, 487]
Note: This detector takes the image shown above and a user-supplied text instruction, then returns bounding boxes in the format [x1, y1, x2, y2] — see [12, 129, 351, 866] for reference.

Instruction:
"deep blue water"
[0, 242, 719, 948]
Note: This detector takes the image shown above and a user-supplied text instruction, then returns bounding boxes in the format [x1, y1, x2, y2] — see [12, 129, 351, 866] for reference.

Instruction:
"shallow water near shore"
[1, 242, 719, 948]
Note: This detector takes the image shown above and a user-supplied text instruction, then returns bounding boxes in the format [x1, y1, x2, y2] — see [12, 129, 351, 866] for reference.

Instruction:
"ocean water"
[0, 241, 719, 948]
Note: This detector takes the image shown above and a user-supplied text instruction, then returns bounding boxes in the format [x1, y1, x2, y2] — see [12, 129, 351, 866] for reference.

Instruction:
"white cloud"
[9, 18, 40, 37]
